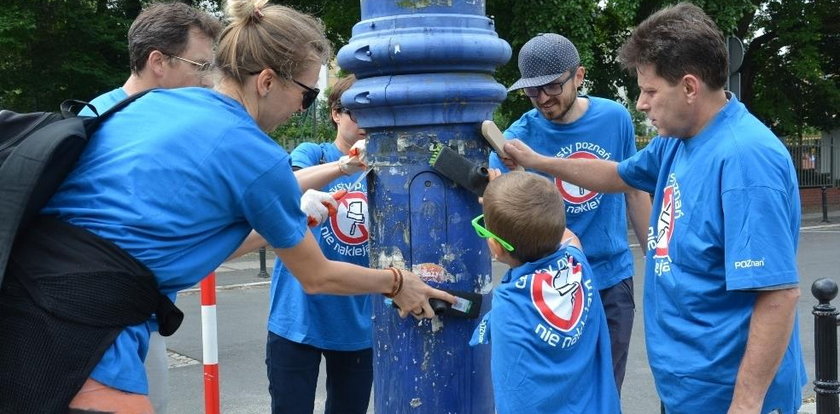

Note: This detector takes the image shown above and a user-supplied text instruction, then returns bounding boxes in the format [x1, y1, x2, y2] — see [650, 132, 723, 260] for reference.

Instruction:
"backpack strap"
[0, 116, 86, 287]
[59, 100, 98, 118]
[82, 88, 154, 131]
[0, 88, 154, 286]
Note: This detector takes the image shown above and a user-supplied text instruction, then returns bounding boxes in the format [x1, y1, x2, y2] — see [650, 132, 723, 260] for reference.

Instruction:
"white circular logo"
[329, 192, 368, 245]
[555, 151, 599, 204]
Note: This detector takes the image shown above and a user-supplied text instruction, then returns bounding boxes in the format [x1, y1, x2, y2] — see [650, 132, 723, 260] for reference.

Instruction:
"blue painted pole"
[337, 2, 510, 413]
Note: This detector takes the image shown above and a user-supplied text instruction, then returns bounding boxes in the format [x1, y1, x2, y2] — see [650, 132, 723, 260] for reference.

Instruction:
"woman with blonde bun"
[0, 0, 454, 412]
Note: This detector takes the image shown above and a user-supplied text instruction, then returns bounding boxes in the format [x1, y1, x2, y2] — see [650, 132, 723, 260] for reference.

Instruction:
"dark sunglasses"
[291, 79, 319, 110]
[248, 69, 320, 110]
[338, 107, 357, 123]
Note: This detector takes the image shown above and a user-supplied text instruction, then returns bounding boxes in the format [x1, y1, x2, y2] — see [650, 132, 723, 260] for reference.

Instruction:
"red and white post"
[200, 272, 220, 414]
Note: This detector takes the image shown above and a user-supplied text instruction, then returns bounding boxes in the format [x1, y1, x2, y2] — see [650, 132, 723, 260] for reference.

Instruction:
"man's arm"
[625, 189, 651, 252]
[503, 139, 635, 193]
[727, 287, 800, 414]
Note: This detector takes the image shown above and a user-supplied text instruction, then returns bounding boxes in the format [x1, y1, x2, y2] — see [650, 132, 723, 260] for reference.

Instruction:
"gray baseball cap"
[508, 33, 580, 92]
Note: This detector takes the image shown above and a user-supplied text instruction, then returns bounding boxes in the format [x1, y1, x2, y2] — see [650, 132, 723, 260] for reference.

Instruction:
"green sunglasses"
[471, 214, 515, 252]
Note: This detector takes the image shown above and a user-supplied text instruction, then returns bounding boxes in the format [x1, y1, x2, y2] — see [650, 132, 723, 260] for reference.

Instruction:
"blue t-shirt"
[617, 94, 806, 413]
[490, 96, 637, 290]
[79, 87, 128, 116]
[79, 86, 168, 334]
[471, 246, 620, 414]
[267, 142, 372, 350]
[42, 87, 308, 394]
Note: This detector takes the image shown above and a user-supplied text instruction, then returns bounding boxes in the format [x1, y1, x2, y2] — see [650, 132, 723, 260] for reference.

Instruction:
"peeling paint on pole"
[338, 1, 510, 412]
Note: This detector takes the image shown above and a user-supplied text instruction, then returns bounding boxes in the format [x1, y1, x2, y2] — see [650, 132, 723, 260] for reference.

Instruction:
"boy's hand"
[478, 168, 503, 205]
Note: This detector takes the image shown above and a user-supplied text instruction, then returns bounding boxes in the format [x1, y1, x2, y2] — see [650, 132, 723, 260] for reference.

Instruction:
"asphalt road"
[167, 217, 840, 414]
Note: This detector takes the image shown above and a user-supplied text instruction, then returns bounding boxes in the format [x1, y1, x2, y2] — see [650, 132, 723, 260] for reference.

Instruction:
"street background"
[168, 211, 840, 414]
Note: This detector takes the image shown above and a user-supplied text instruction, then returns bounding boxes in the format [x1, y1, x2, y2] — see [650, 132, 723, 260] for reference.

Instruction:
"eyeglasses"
[522, 68, 577, 98]
[291, 79, 319, 110]
[471, 214, 515, 252]
[338, 107, 357, 123]
[167, 54, 213, 73]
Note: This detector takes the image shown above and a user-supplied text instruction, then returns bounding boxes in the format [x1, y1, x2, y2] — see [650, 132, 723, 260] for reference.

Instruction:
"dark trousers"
[266, 332, 373, 414]
[599, 277, 635, 394]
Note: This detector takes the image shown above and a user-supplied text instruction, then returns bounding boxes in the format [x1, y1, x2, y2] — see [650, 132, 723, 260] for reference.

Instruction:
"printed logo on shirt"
[320, 191, 369, 257]
[528, 254, 593, 349]
[653, 186, 675, 259]
[553, 142, 613, 215]
[734, 258, 765, 269]
[648, 173, 683, 276]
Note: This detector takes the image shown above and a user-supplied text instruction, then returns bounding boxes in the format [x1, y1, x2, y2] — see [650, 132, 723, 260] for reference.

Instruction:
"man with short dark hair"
[79, 3, 222, 412]
[82, 2, 221, 115]
[490, 32, 651, 394]
[503, 3, 806, 413]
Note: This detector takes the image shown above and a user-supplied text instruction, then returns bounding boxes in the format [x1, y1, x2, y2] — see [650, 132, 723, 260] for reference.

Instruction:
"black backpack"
[0, 91, 150, 286]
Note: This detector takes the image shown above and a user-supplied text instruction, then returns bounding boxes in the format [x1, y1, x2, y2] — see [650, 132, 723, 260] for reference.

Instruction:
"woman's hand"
[300, 189, 337, 226]
[391, 270, 456, 319]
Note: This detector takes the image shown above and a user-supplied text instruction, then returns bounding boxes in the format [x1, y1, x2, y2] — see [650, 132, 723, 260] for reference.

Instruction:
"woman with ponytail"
[3, 1, 455, 411]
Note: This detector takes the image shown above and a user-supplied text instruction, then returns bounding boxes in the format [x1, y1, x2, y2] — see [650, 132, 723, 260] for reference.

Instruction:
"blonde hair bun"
[224, 0, 270, 25]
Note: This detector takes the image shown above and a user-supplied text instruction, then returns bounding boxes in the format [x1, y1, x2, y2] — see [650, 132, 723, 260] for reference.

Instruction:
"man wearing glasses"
[78, 3, 222, 413]
[81, 3, 220, 116]
[489, 33, 650, 395]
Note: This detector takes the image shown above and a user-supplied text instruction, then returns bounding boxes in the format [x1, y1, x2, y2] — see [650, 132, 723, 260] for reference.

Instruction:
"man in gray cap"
[489, 32, 651, 394]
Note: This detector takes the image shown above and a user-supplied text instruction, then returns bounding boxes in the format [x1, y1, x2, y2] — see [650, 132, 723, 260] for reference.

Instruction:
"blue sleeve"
[241, 157, 308, 249]
[621, 110, 637, 159]
[617, 137, 666, 194]
[503, 118, 528, 141]
[290, 142, 323, 169]
[722, 186, 799, 290]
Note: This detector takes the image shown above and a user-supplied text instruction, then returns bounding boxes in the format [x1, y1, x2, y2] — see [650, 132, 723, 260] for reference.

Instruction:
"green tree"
[0, 0, 136, 112]
[482, 0, 838, 137]
[273, 0, 360, 50]
[268, 101, 335, 152]
[2, 0, 834, 139]
[738, 0, 840, 136]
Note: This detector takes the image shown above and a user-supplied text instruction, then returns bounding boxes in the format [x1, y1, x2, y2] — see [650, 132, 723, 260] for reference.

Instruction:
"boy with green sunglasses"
[470, 171, 620, 414]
